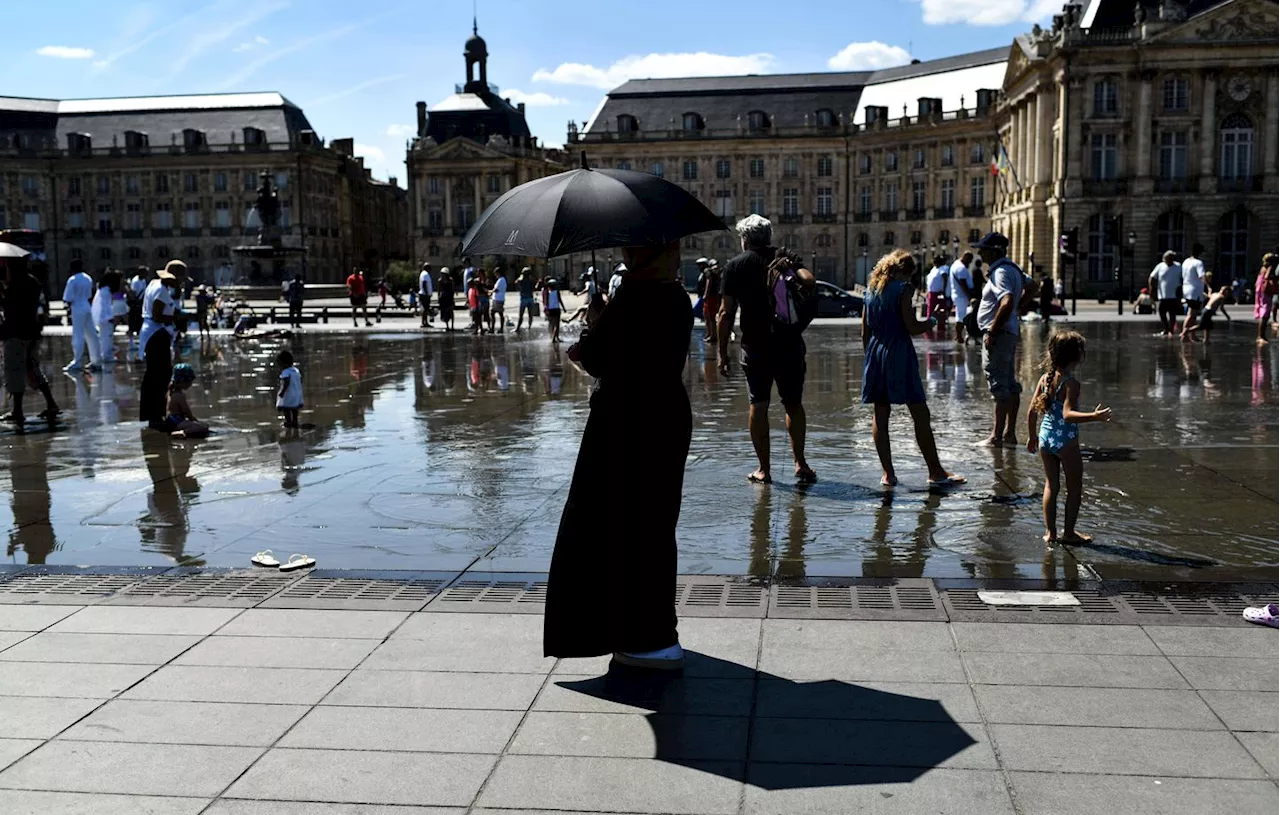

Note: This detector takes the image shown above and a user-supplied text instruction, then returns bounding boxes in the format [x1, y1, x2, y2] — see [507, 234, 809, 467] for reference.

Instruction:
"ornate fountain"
[232, 169, 306, 283]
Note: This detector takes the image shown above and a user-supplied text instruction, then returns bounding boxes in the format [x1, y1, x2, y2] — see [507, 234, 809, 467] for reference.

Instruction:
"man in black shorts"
[716, 214, 816, 485]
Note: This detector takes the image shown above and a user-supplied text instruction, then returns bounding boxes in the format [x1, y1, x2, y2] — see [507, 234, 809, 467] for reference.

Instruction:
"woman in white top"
[139, 261, 186, 429]
[91, 270, 123, 366]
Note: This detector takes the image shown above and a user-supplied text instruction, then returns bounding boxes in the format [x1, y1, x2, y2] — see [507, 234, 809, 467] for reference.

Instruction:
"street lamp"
[861, 249, 868, 286]
[1127, 231, 1136, 301]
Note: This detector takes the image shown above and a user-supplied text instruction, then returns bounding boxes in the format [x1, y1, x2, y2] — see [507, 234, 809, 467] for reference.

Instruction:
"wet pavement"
[2, 320, 1276, 581]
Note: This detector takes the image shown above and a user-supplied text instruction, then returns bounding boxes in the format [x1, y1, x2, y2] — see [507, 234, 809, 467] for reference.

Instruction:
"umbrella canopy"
[460, 162, 726, 259]
[0, 242, 31, 259]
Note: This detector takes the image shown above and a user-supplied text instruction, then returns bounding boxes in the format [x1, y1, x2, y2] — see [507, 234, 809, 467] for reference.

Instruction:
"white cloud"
[918, 0, 1059, 26]
[170, 5, 286, 78]
[233, 35, 271, 53]
[385, 123, 416, 138]
[37, 45, 95, 59]
[827, 41, 911, 71]
[500, 88, 570, 107]
[353, 143, 386, 165]
[533, 51, 776, 90]
[216, 10, 393, 91]
[307, 74, 405, 107]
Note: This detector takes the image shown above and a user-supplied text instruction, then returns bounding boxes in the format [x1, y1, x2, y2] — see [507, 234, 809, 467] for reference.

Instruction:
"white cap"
[615, 263, 627, 272]
[695, 257, 709, 265]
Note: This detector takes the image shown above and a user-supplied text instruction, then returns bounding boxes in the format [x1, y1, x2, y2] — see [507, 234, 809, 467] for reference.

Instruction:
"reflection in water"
[139, 430, 200, 562]
[7, 438, 55, 564]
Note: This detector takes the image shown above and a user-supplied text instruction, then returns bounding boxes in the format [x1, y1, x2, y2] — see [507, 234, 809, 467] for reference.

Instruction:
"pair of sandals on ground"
[250, 550, 316, 572]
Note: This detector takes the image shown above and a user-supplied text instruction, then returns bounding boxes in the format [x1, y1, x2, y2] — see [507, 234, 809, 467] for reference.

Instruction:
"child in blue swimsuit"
[1026, 331, 1111, 543]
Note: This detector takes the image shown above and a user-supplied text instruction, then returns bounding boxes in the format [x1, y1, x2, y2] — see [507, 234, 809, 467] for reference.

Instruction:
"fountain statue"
[232, 169, 306, 283]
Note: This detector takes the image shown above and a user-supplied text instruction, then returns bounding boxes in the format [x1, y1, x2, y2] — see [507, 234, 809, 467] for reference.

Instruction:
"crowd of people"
[1138, 244, 1278, 346]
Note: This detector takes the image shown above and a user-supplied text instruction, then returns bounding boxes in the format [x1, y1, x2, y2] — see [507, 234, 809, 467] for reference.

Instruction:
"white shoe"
[63, 362, 82, 372]
[613, 643, 685, 670]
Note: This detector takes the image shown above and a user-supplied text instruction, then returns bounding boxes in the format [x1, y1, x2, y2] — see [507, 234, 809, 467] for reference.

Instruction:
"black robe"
[543, 278, 693, 657]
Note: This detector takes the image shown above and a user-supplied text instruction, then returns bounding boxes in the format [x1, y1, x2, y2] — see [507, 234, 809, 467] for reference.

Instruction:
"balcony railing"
[935, 207, 955, 219]
[879, 211, 900, 222]
[814, 213, 838, 223]
[853, 212, 873, 223]
[1082, 178, 1128, 196]
[122, 229, 143, 238]
[963, 204, 987, 217]
[181, 227, 202, 237]
[1154, 177, 1198, 194]
[779, 213, 803, 224]
[908, 209, 927, 221]
[1218, 175, 1264, 193]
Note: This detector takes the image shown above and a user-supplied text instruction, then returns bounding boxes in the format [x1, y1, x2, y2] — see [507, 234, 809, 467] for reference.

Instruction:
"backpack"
[768, 255, 816, 331]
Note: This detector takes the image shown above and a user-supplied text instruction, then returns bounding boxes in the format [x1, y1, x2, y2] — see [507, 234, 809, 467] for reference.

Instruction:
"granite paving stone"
[749, 718, 996, 768]
[1168, 656, 1278, 691]
[754, 679, 982, 722]
[1236, 732, 1278, 781]
[322, 669, 547, 710]
[0, 740, 41, 771]
[226, 748, 498, 807]
[0, 632, 31, 652]
[0, 697, 104, 740]
[0, 662, 155, 698]
[0, 632, 199, 665]
[477, 754, 743, 814]
[763, 620, 956, 652]
[962, 652, 1189, 688]
[120, 665, 347, 704]
[363, 635, 554, 674]
[510, 711, 749, 760]
[45, 606, 241, 636]
[1143, 626, 1280, 659]
[552, 618, 762, 678]
[0, 790, 211, 815]
[0, 606, 84, 632]
[537, 675, 755, 717]
[973, 685, 1223, 729]
[214, 609, 410, 640]
[208, 802, 464, 814]
[742, 767, 1016, 815]
[0, 741, 263, 796]
[60, 700, 309, 746]
[990, 724, 1268, 778]
[1008, 772, 1280, 815]
[173, 635, 378, 670]
[759, 645, 967, 683]
[280, 706, 523, 753]
[1200, 691, 1280, 732]
[952, 622, 1161, 655]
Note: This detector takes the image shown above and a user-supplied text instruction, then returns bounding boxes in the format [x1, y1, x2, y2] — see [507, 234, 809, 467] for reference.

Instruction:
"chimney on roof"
[389, 176, 398, 187]
[416, 101, 427, 137]
[518, 102, 525, 116]
[331, 137, 354, 157]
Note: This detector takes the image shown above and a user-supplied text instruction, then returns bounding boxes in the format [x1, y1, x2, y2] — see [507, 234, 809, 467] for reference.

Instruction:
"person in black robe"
[543, 241, 693, 669]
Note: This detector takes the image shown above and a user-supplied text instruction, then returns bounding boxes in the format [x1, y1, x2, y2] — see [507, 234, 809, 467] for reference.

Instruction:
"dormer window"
[747, 110, 770, 131]
[682, 112, 703, 132]
[67, 133, 91, 154]
[183, 128, 207, 152]
[124, 130, 149, 153]
[617, 114, 638, 133]
[243, 127, 266, 148]
[815, 108, 835, 128]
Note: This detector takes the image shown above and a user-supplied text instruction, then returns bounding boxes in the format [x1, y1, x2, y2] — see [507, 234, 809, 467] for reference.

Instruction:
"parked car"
[812, 281, 863, 318]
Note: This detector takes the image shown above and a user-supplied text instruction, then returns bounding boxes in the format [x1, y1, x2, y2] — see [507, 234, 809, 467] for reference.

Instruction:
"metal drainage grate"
[113, 571, 296, 607]
[769, 579, 944, 620]
[0, 573, 144, 599]
[942, 587, 1274, 625]
[675, 580, 768, 616]
[261, 575, 449, 611]
[431, 579, 549, 614]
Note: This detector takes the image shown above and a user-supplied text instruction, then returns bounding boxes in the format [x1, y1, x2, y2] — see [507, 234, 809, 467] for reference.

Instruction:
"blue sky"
[11, 0, 1063, 183]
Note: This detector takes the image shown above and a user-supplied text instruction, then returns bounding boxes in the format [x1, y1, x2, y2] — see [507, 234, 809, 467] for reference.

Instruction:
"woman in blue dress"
[862, 248, 965, 489]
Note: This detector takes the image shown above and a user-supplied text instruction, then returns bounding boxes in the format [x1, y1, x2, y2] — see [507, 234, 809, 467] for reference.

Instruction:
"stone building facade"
[994, 0, 1277, 294]
[0, 92, 408, 291]
[405, 27, 566, 269]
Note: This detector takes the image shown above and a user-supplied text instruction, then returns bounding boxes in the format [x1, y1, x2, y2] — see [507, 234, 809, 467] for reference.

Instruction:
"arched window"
[1087, 213, 1116, 282]
[683, 235, 700, 249]
[1155, 211, 1187, 256]
[616, 114, 638, 133]
[1220, 113, 1254, 180]
[1217, 207, 1251, 283]
[815, 108, 835, 128]
[747, 110, 770, 131]
[681, 112, 703, 132]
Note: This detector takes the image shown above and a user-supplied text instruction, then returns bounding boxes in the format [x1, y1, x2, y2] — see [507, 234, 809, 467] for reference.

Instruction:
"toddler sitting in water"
[165, 364, 210, 439]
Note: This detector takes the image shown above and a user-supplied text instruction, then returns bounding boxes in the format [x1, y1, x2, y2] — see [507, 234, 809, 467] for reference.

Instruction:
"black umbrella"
[460, 154, 726, 258]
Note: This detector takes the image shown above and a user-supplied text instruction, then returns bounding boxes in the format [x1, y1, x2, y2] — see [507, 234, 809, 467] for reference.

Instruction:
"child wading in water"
[1026, 331, 1111, 543]
[165, 364, 210, 439]
[277, 350, 303, 428]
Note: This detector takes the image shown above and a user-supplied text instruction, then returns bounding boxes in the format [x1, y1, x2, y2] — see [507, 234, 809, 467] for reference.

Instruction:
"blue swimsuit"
[1038, 375, 1080, 454]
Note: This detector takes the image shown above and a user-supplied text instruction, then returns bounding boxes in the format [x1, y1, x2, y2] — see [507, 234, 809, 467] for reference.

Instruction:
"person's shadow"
[556, 652, 977, 789]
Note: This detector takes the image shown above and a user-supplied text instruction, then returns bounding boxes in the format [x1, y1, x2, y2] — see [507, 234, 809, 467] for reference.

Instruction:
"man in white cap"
[62, 259, 101, 371]
[139, 260, 188, 430]
[608, 263, 626, 302]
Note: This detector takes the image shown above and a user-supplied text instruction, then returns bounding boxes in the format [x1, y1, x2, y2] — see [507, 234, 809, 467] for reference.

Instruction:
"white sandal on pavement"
[1243, 603, 1279, 628]
[279, 553, 316, 572]
[251, 550, 280, 567]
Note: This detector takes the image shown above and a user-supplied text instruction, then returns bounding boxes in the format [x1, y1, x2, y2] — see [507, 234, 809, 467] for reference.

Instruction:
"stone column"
[1035, 89, 1052, 186]
[1056, 75, 1070, 193]
[1199, 73, 1217, 178]
[444, 175, 453, 231]
[473, 177, 482, 224]
[1022, 100, 1032, 185]
[1264, 72, 1279, 177]
[1135, 75, 1153, 178]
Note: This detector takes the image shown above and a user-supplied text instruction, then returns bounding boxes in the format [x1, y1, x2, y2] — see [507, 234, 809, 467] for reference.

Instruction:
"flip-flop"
[279, 553, 315, 572]
[796, 467, 818, 485]
[747, 472, 772, 484]
[927, 474, 967, 488]
[1242, 603, 1279, 628]
[880, 476, 898, 487]
[251, 550, 280, 568]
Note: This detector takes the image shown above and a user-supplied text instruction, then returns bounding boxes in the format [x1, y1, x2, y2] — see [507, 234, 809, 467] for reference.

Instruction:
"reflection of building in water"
[7, 439, 56, 564]
[139, 431, 200, 562]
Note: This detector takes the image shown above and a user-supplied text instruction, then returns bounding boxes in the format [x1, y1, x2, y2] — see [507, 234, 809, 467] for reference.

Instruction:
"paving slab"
[60, 700, 309, 746]
[762, 619, 956, 651]
[749, 718, 995, 769]
[363, 634, 554, 674]
[208, 802, 464, 814]
[0, 632, 31, 652]
[321, 669, 546, 710]
[226, 748, 497, 807]
[120, 665, 347, 704]
[952, 622, 1161, 655]
[0, 696, 104, 740]
[990, 724, 1268, 779]
[214, 609, 411, 639]
[742, 766, 1015, 815]
[1199, 691, 1280, 732]
[45, 606, 241, 636]
[0, 740, 263, 796]
[509, 711, 748, 761]
[1168, 656, 1278, 691]
[0, 632, 200, 665]
[0, 790, 210, 815]
[962, 652, 1189, 688]
[754, 679, 982, 722]
[552, 618, 762, 678]
[477, 754, 743, 814]
[0, 740, 41, 771]
[173, 635, 378, 670]
[0, 662, 155, 698]
[1143, 625, 1280, 659]
[0, 606, 84, 632]
[1008, 772, 1280, 815]
[973, 685, 1223, 729]
[759, 645, 967, 683]
[537, 675, 754, 717]
[1236, 732, 1278, 781]
[280, 706, 523, 753]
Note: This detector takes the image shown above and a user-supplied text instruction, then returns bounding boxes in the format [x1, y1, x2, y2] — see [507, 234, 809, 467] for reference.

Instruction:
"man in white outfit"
[418, 262, 434, 327]
[1180, 243, 1207, 342]
[90, 271, 120, 366]
[62, 260, 100, 371]
[949, 251, 977, 344]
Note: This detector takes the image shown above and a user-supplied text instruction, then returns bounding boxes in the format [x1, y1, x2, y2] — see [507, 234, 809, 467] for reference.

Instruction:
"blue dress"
[862, 279, 927, 405]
